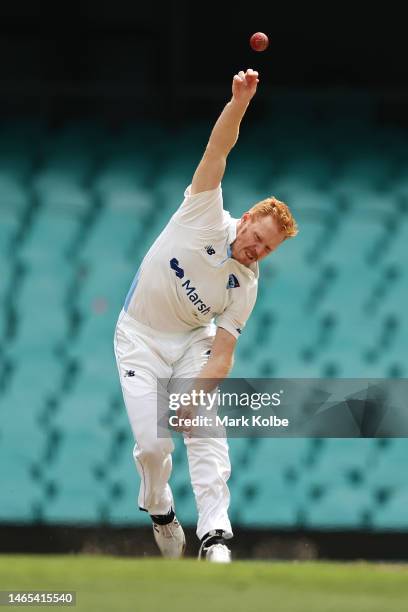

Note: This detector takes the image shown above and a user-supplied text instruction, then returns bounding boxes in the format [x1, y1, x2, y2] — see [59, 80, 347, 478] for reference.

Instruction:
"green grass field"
[0, 555, 407, 612]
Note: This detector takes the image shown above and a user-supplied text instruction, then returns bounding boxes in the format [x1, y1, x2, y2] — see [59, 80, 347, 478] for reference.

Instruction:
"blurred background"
[1, 1, 408, 560]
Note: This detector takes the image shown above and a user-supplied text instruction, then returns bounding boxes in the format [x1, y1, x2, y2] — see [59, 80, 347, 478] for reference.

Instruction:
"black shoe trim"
[198, 529, 226, 559]
[150, 508, 175, 525]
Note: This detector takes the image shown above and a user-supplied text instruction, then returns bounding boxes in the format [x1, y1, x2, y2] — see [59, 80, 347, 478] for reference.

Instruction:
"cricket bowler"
[114, 68, 298, 562]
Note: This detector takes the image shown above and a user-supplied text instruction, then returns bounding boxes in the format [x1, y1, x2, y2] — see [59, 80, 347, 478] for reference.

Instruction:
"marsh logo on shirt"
[169, 257, 211, 316]
[170, 258, 184, 279]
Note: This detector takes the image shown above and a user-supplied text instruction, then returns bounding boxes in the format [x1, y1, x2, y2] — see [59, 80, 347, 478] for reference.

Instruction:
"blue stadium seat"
[371, 487, 408, 530]
[236, 471, 301, 527]
[304, 486, 372, 529]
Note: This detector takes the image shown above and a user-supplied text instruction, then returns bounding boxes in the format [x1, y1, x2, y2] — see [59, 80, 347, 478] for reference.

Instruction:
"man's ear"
[241, 211, 251, 223]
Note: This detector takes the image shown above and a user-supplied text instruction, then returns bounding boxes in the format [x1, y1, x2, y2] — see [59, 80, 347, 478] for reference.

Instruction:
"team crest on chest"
[227, 274, 240, 289]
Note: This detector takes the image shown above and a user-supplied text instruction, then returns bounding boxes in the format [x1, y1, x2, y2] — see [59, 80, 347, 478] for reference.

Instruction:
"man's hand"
[232, 69, 259, 106]
[172, 403, 195, 435]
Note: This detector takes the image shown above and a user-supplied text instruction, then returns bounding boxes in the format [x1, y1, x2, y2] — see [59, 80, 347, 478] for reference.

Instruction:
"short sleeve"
[171, 184, 224, 229]
[216, 280, 258, 339]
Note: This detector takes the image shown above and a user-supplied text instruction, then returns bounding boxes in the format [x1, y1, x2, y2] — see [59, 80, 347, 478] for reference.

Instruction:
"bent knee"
[133, 438, 173, 460]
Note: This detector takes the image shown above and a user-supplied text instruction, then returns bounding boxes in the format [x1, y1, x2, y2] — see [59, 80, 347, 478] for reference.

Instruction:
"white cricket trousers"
[113, 309, 233, 540]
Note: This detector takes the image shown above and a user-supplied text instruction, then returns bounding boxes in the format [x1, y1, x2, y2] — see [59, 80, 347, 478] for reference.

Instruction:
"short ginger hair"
[249, 196, 298, 239]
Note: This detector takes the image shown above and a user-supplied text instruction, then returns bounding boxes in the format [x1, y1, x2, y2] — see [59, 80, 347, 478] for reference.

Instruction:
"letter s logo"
[170, 258, 185, 279]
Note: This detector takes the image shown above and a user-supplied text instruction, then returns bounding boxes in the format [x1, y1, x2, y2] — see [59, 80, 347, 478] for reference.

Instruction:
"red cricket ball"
[250, 32, 269, 52]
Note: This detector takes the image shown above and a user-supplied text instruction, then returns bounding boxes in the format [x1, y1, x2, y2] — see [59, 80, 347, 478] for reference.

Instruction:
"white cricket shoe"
[198, 530, 231, 563]
[205, 543, 231, 563]
[153, 517, 186, 558]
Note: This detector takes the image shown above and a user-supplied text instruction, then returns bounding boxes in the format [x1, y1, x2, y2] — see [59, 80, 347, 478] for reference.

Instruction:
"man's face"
[231, 213, 285, 267]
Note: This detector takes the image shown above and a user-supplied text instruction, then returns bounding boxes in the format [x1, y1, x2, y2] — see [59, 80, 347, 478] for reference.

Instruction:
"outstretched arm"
[191, 68, 259, 195]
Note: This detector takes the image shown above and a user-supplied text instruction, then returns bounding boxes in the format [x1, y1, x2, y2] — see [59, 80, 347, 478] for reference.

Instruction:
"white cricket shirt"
[124, 185, 259, 339]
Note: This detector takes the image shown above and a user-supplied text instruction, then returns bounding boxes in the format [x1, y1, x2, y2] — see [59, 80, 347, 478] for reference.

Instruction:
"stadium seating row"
[1, 113, 407, 529]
